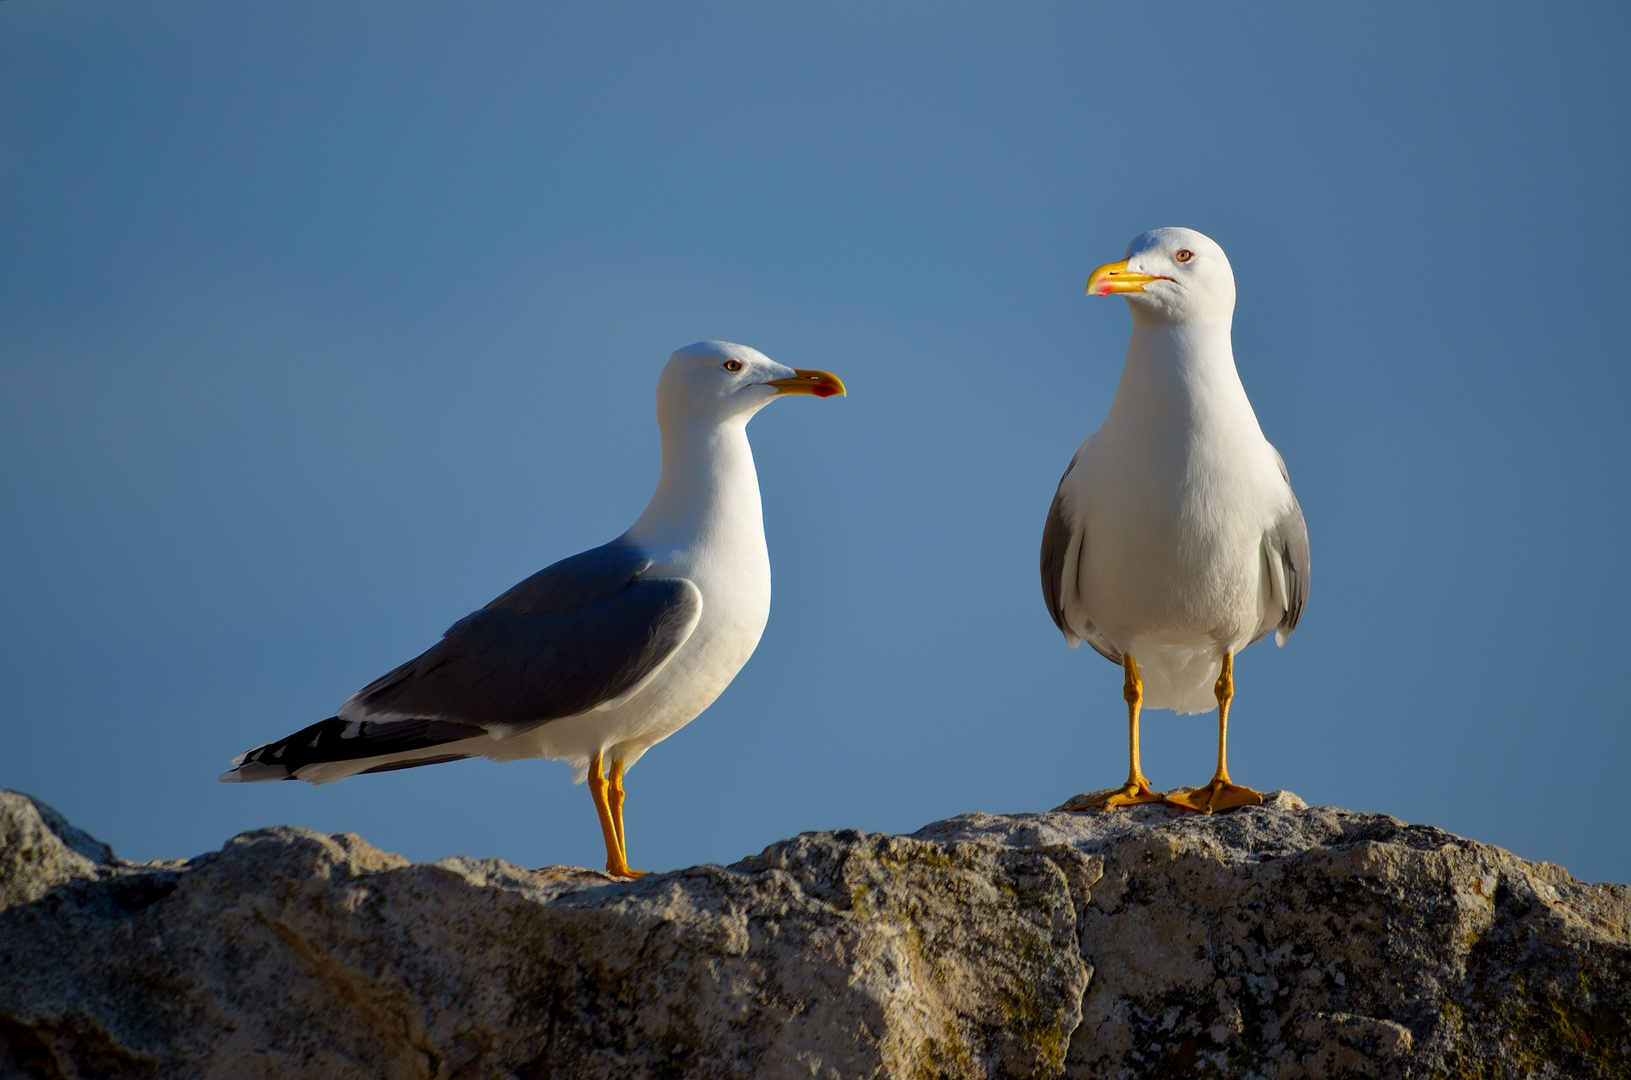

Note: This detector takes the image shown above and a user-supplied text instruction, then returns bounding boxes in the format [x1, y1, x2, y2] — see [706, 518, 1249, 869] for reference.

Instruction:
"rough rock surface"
[0, 788, 1626, 1079]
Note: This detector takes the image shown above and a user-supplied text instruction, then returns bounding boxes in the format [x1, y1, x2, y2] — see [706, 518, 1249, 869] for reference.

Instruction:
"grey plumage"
[226, 539, 703, 781]
[1043, 456, 1311, 659]
[1039, 455, 1123, 665]
[1258, 450, 1310, 646]
[1039, 447, 1310, 663]
[1038, 487, 1073, 638]
[1037, 226, 1310, 809]
[223, 340, 846, 881]
[341, 540, 702, 731]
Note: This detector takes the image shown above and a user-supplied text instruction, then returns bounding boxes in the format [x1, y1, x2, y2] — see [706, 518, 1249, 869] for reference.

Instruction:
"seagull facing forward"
[1041, 228, 1309, 813]
[223, 341, 845, 876]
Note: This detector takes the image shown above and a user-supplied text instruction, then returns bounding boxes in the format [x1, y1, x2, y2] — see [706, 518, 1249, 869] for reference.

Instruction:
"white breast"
[1061, 324, 1295, 712]
[489, 419, 774, 777]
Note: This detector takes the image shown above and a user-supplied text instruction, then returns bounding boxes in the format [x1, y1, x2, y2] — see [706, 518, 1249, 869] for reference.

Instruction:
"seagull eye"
[722, 360, 744, 372]
[1175, 249, 1194, 263]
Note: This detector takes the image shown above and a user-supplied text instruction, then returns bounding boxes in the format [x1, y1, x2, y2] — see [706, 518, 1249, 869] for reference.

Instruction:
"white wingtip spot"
[221, 761, 292, 782]
[1275, 628, 1288, 647]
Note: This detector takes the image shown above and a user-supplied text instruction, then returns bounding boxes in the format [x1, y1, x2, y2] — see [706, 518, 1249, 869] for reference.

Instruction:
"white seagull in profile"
[223, 341, 845, 876]
[1041, 228, 1309, 813]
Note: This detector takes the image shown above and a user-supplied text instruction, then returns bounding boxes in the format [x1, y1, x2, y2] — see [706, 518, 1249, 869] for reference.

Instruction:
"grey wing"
[340, 538, 703, 730]
[1039, 488, 1079, 642]
[1039, 456, 1122, 664]
[1261, 448, 1311, 645]
[483, 537, 655, 614]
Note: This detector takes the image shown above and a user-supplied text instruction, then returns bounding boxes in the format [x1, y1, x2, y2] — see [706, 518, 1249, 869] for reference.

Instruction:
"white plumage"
[223, 341, 844, 873]
[486, 346, 787, 781]
[1042, 227, 1308, 810]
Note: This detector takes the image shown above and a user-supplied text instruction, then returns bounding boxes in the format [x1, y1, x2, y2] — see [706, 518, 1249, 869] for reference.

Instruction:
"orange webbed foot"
[1063, 778, 1167, 812]
[1164, 779, 1262, 815]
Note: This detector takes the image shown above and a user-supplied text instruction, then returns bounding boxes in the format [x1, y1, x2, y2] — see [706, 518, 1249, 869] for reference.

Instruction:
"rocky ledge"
[0, 789, 1626, 1080]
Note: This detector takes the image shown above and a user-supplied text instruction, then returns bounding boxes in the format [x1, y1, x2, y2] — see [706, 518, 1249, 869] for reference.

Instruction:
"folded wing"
[1260, 448, 1311, 646]
[223, 539, 702, 782]
[1039, 455, 1123, 664]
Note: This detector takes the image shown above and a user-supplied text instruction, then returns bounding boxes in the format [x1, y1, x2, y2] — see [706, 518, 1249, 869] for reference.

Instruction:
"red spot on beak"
[770, 369, 846, 397]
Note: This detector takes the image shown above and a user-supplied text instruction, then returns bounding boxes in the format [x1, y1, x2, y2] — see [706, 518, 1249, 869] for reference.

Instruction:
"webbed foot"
[1064, 778, 1166, 811]
[1164, 779, 1261, 814]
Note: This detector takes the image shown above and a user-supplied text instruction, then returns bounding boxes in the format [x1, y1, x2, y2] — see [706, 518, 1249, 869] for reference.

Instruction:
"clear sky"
[3, 2, 1628, 883]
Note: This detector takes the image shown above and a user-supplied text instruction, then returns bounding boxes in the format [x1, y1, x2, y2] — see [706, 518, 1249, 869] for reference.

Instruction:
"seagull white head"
[657, 340, 846, 428]
[1087, 227, 1236, 328]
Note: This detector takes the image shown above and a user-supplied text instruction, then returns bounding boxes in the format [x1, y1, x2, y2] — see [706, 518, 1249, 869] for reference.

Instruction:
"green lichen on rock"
[1, 799, 1094, 1079]
[2, 789, 1627, 1079]
[916, 792, 1630, 1079]
[1436, 940, 1631, 1078]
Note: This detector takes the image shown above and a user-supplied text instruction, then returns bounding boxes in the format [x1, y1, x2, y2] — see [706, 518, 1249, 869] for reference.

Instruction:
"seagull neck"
[1106, 321, 1258, 433]
[1126, 321, 1234, 368]
[625, 417, 764, 556]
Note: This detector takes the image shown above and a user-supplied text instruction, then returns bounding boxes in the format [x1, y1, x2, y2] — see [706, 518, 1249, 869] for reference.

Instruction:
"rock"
[925, 793, 1631, 1079]
[0, 790, 1626, 1079]
[0, 791, 119, 912]
[0, 792, 1091, 1080]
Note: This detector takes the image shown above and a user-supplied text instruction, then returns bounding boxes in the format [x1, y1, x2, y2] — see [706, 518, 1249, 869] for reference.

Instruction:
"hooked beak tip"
[769, 369, 846, 398]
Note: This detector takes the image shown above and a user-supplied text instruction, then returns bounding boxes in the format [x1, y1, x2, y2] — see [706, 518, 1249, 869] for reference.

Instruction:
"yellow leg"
[1070, 655, 1165, 810]
[608, 759, 645, 878]
[587, 753, 643, 878]
[1164, 653, 1262, 814]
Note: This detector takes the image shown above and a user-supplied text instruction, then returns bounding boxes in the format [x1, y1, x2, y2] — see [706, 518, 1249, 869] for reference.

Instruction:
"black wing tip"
[358, 753, 472, 776]
[220, 715, 485, 783]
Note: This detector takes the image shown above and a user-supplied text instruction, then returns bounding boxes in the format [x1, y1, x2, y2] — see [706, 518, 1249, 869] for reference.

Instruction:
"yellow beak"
[1087, 259, 1172, 297]
[767, 369, 846, 398]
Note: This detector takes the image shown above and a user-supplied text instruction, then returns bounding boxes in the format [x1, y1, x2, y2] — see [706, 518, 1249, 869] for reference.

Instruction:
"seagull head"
[657, 341, 845, 428]
[1087, 227, 1236, 327]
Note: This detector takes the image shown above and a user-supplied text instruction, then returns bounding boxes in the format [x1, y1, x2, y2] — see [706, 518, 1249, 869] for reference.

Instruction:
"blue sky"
[3, 2, 1628, 883]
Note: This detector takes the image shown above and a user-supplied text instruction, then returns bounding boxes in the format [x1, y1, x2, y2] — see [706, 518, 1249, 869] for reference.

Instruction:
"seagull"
[1040, 228, 1309, 814]
[222, 341, 845, 876]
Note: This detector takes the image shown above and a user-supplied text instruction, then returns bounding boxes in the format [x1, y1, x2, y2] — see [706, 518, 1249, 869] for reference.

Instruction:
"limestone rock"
[0, 791, 119, 913]
[0, 788, 1626, 1079]
[0, 792, 1091, 1080]
[923, 789, 1630, 1078]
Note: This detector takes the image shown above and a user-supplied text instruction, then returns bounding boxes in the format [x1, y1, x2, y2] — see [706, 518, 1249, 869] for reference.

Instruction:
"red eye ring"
[723, 359, 744, 372]
[1175, 249, 1194, 263]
